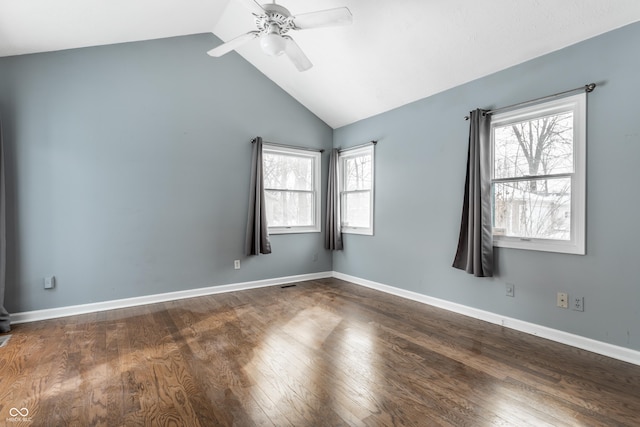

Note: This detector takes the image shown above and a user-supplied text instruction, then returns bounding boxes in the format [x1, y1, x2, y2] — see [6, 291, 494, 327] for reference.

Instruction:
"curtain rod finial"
[586, 83, 596, 93]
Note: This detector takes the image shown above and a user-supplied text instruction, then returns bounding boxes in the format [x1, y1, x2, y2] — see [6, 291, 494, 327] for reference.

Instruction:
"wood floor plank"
[35, 315, 84, 425]
[1, 278, 639, 426]
[163, 297, 271, 426]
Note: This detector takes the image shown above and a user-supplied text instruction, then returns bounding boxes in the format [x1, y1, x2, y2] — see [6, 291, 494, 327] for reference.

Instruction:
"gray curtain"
[0, 119, 9, 332]
[325, 148, 343, 250]
[245, 137, 272, 255]
[452, 109, 493, 277]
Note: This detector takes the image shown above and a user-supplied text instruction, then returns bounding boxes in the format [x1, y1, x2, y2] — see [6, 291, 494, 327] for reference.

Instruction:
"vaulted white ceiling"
[2, 0, 640, 128]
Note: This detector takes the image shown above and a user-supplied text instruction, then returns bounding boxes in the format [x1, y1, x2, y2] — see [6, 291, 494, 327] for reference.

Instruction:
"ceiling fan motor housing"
[255, 3, 294, 36]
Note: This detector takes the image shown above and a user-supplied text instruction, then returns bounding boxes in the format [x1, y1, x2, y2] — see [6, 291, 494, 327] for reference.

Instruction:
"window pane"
[493, 111, 574, 179]
[265, 190, 313, 227]
[263, 153, 313, 191]
[342, 192, 370, 228]
[344, 154, 372, 191]
[493, 177, 571, 240]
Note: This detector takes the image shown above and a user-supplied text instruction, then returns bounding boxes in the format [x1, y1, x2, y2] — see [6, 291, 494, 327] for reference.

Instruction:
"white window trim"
[339, 145, 375, 236]
[490, 93, 586, 255]
[263, 144, 321, 234]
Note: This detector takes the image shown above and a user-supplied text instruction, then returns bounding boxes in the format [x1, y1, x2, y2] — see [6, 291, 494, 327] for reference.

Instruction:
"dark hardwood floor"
[1, 278, 639, 426]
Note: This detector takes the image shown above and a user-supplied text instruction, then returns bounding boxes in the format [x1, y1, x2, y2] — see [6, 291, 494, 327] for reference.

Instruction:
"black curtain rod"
[464, 83, 596, 120]
[252, 139, 324, 153]
[251, 138, 378, 153]
[338, 140, 377, 153]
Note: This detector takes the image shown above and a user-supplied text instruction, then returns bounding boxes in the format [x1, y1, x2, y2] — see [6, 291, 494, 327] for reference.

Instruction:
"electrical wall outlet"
[572, 296, 584, 311]
[234, 260, 241, 270]
[44, 276, 55, 290]
[505, 283, 515, 297]
[557, 292, 568, 308]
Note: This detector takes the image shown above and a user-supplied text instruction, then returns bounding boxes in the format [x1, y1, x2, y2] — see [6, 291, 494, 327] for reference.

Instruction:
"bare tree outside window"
[339, 145, 375, 235]
[490, 92, 586, 254]
[262, 146, 320, 233]
[493, 111, 574, 240]
[342, 154, 372, 228]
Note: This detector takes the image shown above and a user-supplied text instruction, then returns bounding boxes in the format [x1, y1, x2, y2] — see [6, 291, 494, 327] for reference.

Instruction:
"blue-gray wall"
[2, 23, 639, 352]
[0, 34, 333, 312]
[333, 22, 640, 351]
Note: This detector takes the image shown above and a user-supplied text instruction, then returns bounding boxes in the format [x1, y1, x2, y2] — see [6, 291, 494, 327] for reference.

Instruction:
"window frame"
[490, 93, 586, 255]
[339, 145, 375, 236]
[262, 144, 321, 234]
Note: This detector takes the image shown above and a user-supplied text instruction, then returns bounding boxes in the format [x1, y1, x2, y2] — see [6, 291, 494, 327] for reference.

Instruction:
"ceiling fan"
[208, 0, 353, 72]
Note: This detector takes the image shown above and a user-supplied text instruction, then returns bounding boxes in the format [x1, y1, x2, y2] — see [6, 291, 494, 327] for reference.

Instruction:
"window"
[263, 145, 321, 234]
[339, 145, 375, 235]
[490, 93, 586, 254]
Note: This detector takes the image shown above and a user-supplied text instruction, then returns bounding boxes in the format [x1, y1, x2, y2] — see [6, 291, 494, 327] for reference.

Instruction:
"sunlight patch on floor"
[281, 306, 343, 350]
[243, 306, 344, 416]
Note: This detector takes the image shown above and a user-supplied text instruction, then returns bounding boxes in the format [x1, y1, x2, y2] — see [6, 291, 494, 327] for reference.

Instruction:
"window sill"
[493, 237, 585, 255]
[269, 227, 321, 235]
[341, 228, 374, 236]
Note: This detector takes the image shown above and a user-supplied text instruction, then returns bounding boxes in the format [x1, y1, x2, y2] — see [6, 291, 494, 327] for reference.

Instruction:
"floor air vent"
[280, 284, 297, 289]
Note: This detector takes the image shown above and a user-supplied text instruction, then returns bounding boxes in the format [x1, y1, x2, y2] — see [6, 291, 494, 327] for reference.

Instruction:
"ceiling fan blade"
[237, 0, 267, 16]
[207, 31, 260, 57]
[283, 36, 312, 72]
[292, 7, 353, 30]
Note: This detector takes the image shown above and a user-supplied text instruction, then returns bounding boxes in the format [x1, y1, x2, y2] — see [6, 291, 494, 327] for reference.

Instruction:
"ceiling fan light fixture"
[260, 33, 286, 56]
[260, 25, 286, 56]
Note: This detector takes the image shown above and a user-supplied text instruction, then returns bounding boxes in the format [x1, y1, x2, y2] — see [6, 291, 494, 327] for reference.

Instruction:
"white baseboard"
[10, 271, 333, 325]
[11, 269, 639, 366]
[332, 271, 640, 366]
